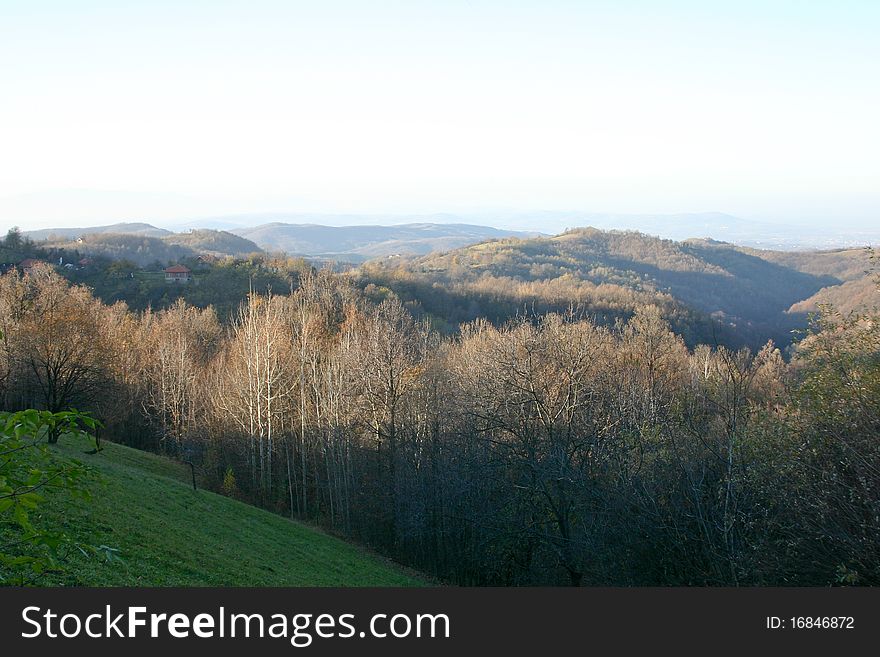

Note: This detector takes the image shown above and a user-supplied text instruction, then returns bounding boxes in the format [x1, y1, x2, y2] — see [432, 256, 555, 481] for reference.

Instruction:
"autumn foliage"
[1, 262, 878, 585]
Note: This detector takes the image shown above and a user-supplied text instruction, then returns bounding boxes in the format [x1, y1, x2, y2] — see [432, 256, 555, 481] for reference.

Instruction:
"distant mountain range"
[24, 221, 539, 263]
[231, 222, 538, 261]
[458, 211, 879, 250]
[20, 211, 878, 251]
[13, 219, 877, 348]
[167, 210, 879, 250]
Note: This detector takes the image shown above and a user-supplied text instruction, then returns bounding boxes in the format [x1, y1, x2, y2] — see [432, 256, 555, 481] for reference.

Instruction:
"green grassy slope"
[5, 435, 423, 586]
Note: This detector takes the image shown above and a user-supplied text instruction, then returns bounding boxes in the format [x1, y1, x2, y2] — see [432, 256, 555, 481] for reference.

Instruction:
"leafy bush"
[0, 409, 109, 584]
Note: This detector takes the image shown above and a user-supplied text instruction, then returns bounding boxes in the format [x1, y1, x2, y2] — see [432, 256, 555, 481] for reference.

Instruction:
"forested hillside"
[24, 221, 535, 262]
[233, 222, 536, 261]
[753, 246, 872, 281]
[23, 222, 172, 241]
[2, 248, 878, 586]
[163, 229, 263, 257]
[358, 228, 873, 349]
[17, 223, 875, 351]
[53, 234, 193, 266]
[62, 255, 310, 318]
[38, 229, 263, 266]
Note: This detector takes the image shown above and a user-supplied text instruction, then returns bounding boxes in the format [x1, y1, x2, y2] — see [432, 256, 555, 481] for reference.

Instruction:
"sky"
[1, 0, 878, 232]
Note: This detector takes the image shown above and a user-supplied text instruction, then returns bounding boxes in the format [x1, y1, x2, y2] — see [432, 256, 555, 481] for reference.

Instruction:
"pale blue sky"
[1, 1, 878, 230]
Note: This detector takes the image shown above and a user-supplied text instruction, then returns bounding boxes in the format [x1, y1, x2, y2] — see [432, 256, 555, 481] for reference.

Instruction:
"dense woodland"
[362, 228, 877, 350]
[1, 227, 879, 585]
[1, 227, 312, 318]
[10, 225, 877, 351]
[35, 229, 264, 267]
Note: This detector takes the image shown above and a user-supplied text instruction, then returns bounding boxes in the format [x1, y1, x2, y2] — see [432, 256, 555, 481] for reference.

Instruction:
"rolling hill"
[494, 212, 879, 250]
[788, 275, 880, 316]
[33, 229, 263, 266]
[233, 222, 537, 261]
[53, 234, 194, 266]
[358, 228, 871, 348]
[750, 246, 874, 282]
[1, 433, 423, 586]
[163, 228, 262, 257]
[25, 221, 535, 262]
[175, 211, 880, 250]
[23, 222, 172, 241]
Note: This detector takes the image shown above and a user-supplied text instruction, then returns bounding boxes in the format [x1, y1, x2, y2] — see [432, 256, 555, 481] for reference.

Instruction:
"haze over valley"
[7, 215, 878, 352]
[13, 209, 880, 252]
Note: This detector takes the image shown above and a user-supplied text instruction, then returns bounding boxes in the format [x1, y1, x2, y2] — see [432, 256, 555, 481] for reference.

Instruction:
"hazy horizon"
[2, 193, 879, 240]
[2, 1, 878, 234]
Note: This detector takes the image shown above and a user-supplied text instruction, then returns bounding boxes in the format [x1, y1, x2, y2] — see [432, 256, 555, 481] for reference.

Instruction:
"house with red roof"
[163, 264, 192, 283]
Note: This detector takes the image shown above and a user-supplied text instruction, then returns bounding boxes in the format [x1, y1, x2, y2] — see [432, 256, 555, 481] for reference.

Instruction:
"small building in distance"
[163, 264, 192, 283]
